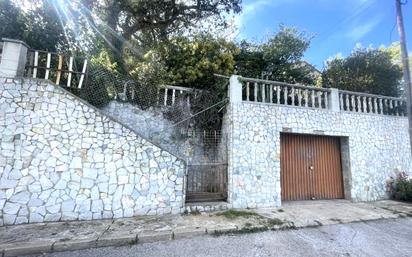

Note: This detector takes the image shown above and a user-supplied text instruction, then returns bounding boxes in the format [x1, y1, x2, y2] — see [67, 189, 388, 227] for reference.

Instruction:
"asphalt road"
[26, 218, 412, 257]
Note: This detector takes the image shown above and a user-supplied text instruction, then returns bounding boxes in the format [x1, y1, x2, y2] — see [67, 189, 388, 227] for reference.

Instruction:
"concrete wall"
[227, 101, 412, 209]
[0, 78, 185, 226]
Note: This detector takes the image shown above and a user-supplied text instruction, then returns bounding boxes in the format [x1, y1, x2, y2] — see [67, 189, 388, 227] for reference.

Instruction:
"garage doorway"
[280, 133, 344, 201]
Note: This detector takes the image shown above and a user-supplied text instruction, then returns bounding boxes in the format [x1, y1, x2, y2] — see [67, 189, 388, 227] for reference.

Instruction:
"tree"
[163, 34, 238, 90]
[0, 0, 26, 41]
[80, 0, 242, 71]
[382, 42, 412, 77]
[81, 0, 241, 43]
[0, 0, 69, 52]
[235, 26, 316, 84]
[322, 47, 403, 97]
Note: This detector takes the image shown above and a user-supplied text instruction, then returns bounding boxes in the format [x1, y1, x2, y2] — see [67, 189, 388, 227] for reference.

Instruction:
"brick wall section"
[0, 78, 185, 226]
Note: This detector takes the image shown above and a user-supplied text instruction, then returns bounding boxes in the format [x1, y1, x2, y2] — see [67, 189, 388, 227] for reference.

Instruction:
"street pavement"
[24, 218, 412, 257]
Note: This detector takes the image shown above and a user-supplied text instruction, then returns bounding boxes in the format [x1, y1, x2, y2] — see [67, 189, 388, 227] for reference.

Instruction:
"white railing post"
[328, 88, 340, 112]
[0, 38, 28, 77]
[229, 75, 243, 103]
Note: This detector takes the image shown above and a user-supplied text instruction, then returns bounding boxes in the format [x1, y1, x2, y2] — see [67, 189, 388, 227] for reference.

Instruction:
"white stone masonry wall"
[0, 78, 185, 226]
[227, 102, 412, 209]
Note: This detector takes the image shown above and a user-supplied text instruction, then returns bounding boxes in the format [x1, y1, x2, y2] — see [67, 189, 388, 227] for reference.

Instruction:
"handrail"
[238, 76, 330, 109]
[234, 75, 406, 116]
[239, 76, 330, 92]
[338, 89, 404, 101]
[160, 84, 195, 92]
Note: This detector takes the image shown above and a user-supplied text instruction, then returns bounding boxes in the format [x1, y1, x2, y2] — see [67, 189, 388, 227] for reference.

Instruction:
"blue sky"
[235, 0, 412, 69]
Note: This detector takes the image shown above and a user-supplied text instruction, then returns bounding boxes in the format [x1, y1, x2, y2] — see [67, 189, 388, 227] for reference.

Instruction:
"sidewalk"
[0, 200, 411, 257]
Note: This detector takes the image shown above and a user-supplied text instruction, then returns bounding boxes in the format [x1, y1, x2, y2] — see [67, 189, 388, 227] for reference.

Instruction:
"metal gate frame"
[184, 130, 228, 203]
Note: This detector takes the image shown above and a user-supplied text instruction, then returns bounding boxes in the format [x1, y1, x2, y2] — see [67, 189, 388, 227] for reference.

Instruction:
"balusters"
[261, 84, 266, 102]
[78, 59, 88, 89]
[311, 90, 315, 108]
[33, 51, 39, 78]
[351, 95, 355, 112]
[164, 88, 168, 106]
[45, 53, 51, 80]
[254, 82, 258, 102]
[276, 86, 281, 104]
[367, 97, 372, 113]
[172, 89, 176, 105]
[284, 86, 288, 104]
[297, 89, 302, 106]
[237, 79, 406, 117]
[246, 82, 250, 101]
[345, 94, 350, 111]
[394, 100, 399, 116]
[384, 99, 389, 114]
[355, 96, 359, 112]
[67, 57, 73, 87]
[361, 96, 366, 112]
[379, 98, 383, 114]
[317, 91, 322, 108]
[55, 55, 63, 85]
[269, 85, 273, 103]
[304, 89, 309, 107]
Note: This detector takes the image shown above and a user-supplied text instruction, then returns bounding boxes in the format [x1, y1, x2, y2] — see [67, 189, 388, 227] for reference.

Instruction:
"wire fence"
[23, 49, 229, 163]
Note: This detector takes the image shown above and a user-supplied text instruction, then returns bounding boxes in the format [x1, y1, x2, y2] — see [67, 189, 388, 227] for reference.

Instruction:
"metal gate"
[185, 130, 228, 202]
[280, 133, 344, 201]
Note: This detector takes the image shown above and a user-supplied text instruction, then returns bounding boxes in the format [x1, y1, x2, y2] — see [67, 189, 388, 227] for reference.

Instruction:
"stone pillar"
[0, 38, 29, 77]
[229, 75, 242, 103]
[328, 88, 340, 112]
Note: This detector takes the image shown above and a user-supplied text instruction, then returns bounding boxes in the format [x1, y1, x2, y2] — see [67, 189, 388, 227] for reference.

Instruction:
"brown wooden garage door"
[281, 133, 344, 201]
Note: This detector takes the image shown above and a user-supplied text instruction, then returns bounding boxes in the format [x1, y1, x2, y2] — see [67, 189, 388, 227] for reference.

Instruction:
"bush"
[387, 172, 412, 202]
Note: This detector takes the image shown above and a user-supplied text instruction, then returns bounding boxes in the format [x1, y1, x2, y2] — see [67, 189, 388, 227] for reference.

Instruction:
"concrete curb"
[0, 209, 409, 256]
[3, 242, 52, 257]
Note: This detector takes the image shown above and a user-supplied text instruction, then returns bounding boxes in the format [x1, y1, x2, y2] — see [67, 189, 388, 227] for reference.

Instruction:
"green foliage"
[81, 0, 241, 71]
[217, 210, 261, 219]
[235, 26, 316, 84]
[125, 47, 168, 88]
[322, 47, 403, 97]
[164, 34, 238, 90]
[388, 172, 412, 202]
[82, 0, 241, 43]
[0, 0, 26, 40]
[121, 33, 237, 93]
[0, 0, 68, 51]
[90, 48, 119, 73]
[395, 179, 412, 202]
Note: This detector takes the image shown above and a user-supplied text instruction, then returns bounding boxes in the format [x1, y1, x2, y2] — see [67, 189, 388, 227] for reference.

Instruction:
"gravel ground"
[25, 218, 412, 257]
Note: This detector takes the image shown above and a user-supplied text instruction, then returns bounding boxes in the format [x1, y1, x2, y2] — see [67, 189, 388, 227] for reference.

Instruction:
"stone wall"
[227, 102, 412, 209]
[0, 78, 186, 226]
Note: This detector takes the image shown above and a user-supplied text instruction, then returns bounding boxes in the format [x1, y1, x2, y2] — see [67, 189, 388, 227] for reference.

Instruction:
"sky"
[235, 0, 412, 69]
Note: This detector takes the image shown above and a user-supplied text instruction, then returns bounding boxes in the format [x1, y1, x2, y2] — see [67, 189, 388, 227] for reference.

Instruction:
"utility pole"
[396, 0, 412, 155]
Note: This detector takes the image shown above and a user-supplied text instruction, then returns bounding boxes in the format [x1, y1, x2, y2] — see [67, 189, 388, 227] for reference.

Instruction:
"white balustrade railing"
[234, 76, 407, 117]
[158, 85, 194, 106]
[339, 90, 407, 116]
[240, 77, 331, 109]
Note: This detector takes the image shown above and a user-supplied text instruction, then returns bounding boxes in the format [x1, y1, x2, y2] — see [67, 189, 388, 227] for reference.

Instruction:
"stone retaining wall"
[227, 102, 412, 209]
[0, 78, 185, 226]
